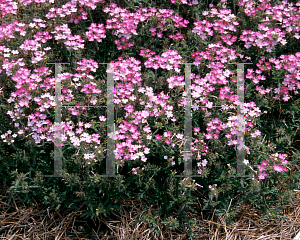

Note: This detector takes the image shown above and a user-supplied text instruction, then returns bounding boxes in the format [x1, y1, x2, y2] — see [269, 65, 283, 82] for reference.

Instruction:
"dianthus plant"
[0, 0, 300, 192]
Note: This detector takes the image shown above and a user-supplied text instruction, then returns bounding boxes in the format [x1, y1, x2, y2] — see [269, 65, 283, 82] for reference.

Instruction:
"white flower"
[29, 23, 36, 28]
[206, 101, 213, 109]
[99, 116, 106, 121]
[174, 67, 181, 73]
[90, 98, 97, 105]
[131, 154, 139, 160]
[144, 148, 150, 154]
[166, 111, 173, 118]
[222, 104, 229, 110]
[281, 39, 287, 45]
[177, 134, 183, 139]
[192, 104, 199, 111]
[243, 159, 249, 165]
[164, 156, 168, 159]
[204, 111, 211, 117]
[107, 132, 115, 140]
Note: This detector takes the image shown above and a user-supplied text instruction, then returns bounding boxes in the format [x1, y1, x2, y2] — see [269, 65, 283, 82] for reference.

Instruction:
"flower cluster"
[238, 0, 272, 17]
[220, 33, 237, 45]
[84, 153, 96, 160]
[1, 0, 299, 185]
[51, 24, 72, 40]
[189, 73, 219, 103]
[31, 51, 45, 64]
[240, 27, 287, 53]
[256, 153, 289, 180]
[246, 54, 300, 101]
[51, 24, 85, 50]
[205, 118, 227, 140]
[238, 0, 300, 40]
[148, 8, 189, 34]
[114, 120, 147, 162]
[104, 4, 189, 50]
[1, 130, 20, 145]
[60, 121, 101, 148]
[192, 19, 214, 40]
[131, 166, 145, 174]
[33, 31, 53, 44]
[46, 1, 78, 19]
[193, 2, 240, 46]
[170, 0, 198, 6]
[76, 58, 99, 73]
[80, 82, 101, 95]
[104, 3, 142, 49]
[113, 57, 142, 83]
[85, 23, 106, 42]
[209, 184, 219, 197]
[191, 41, 238, 66]
[19, 39, 41, 51]
[45, 0, 97, 24]
[141, 49, 182, 72]
[169, 32, 185, 40]
[75, 0, 104, 10]
[0, 55, 25, 76]
[166, 75, 185, 89]
[18, 0, 54, 6]
[224, 102, 261, 146]
[0, 0, 18, 19]
[114, 37, 133, 50]
[64, 35, 85, 50]
[0, 20, 27, 43]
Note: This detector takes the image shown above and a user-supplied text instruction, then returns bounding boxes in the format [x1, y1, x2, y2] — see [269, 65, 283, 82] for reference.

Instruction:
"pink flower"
[258, 172, 268, 180]
[143, 126, 151, 133]
[166, 131, 172, 137]
[165, 138, 171, 144]
[261, 160, 268, 166]
[155, 134, 161, 140]
[273, 165, 283, 172]
[177, 133, 183, 139]
[205, 133, 212, 139]
[99, 116, 106, 121]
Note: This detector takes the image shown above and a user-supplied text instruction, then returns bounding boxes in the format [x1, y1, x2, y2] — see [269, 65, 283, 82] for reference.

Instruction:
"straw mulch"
[1, 182, 300, 240]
